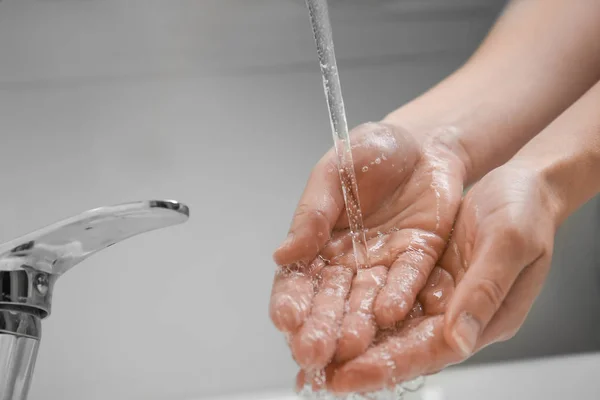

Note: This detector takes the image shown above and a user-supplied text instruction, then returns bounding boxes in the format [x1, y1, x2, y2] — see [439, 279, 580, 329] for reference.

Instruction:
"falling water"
[305, 0, 370, 270]
[301, 0, 425, 398]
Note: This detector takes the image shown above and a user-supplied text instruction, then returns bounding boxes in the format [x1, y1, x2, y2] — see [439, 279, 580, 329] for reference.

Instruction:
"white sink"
[197, 352, 600, 400]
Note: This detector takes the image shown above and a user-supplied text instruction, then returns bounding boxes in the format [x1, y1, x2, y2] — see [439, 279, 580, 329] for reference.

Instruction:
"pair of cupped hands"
[269, 121, 557, 395]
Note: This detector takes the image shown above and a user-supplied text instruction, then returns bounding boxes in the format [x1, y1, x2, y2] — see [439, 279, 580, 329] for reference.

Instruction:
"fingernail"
[452, 312, 480, 357]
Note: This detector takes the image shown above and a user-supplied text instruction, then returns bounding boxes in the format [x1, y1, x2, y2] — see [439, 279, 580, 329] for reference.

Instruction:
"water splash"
[298, 378, 425, 400]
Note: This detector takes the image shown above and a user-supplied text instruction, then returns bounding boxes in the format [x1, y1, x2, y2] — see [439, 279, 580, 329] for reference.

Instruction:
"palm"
[269, 122, 465, 371]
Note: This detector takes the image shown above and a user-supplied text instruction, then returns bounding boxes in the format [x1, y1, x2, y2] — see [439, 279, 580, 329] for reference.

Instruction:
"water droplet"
[362, 166, 369, 172]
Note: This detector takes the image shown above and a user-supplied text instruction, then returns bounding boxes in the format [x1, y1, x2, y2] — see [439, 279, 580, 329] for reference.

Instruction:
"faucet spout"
[0, 200, 189, 400]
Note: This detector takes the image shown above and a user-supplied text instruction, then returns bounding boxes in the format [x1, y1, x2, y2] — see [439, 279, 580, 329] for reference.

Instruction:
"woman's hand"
[442, 164, 559, 357]
[318, 163, 559, 394]
[269, 121, 467, 370]
[270, 0, 600, 389]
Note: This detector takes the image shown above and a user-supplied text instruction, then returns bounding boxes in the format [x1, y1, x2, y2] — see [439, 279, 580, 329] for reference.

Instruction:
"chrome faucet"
[0, 200, 189, 400]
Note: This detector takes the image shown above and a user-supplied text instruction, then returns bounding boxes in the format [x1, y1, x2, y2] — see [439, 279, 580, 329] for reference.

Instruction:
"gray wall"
[0, 1, 597, 399]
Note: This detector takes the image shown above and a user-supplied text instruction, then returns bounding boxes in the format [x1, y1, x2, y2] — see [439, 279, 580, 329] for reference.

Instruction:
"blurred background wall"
[0, 1, 598, 399]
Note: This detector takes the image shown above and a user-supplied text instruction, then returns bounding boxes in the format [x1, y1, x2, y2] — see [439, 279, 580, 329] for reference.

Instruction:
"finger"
[330, 315, 462, 394]
[323, 228, 442, 272]
[479, 258, 548, 347]
[438, 236, 469, 284]
[335, 266, 387, 363]
[295, 364, 339, 393]
[323, 206, 420, 267]
[291, 265, 354, 370]
[443, 230, 544, 358]
[273, 153, 344, 267]
[319, 230, 353, 266]
[321, 229, 396, 267]
[418, 266, 455, 316]
[374, 232, 444, 327]
[269, 258, 324, 333]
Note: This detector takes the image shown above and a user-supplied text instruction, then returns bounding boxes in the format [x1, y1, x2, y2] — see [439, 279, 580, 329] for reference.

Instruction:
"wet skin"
[293, 164, 557, 394]
[269, 121, 561, 394]
[269, 121, 466, 387]
[269, 0, 600, 392]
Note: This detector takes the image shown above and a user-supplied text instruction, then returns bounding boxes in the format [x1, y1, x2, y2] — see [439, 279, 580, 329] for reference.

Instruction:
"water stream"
[301, 0, 425, 398]
[305, 0, 370, 270]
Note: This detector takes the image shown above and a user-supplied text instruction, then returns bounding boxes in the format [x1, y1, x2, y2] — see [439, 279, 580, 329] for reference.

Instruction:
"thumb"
[443, 228, 536, 357]
[273, 152, 344, 267]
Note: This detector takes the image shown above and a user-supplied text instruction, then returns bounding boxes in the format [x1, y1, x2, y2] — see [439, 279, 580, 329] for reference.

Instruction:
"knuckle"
[503, 224, 526, 247]
[293, 203, 311, 219]
[496, 224, 531, 260]
[412, 264, 431, 287]
[293, 206, 329, 229]
[499, 222, 548, 264]
[475, 277, 506, 311]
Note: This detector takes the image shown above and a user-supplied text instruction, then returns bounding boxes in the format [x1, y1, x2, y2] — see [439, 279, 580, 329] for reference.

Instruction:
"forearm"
[510, 79, 600, 226]
[385, 0, 600, 185]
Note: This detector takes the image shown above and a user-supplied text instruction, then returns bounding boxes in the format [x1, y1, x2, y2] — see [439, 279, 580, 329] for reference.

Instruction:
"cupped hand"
[318, 162, 560, 394]
[269, 121, 467, 371]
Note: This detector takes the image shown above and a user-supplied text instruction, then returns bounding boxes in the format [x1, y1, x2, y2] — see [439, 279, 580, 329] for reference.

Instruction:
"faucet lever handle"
[0, 200, 189, 317]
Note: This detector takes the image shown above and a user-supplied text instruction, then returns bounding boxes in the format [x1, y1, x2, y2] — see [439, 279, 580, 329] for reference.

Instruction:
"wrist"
[507, 79, 600, 227]
[502, 157, 567, 228]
